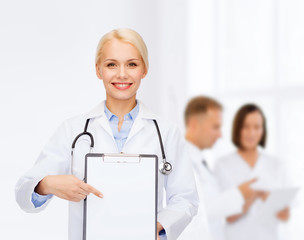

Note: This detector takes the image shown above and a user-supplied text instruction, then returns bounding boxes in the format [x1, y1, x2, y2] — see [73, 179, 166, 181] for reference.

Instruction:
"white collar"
[85, 99, 158, 120]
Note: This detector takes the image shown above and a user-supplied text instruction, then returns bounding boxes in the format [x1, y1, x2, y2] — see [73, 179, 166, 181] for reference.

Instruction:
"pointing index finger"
[81, 182, 103, 198]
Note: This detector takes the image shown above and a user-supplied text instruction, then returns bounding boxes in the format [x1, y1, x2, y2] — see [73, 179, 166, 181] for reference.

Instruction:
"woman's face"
[240, 111, 264, 151]
[96, 39, 147, 102]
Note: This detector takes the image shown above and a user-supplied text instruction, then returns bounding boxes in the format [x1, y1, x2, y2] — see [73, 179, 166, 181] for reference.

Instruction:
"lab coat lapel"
[97, 114, 114, 138]
[124, 100, 158, 146]
[125, 116, 145, 145]
[85, 101, 114, 138]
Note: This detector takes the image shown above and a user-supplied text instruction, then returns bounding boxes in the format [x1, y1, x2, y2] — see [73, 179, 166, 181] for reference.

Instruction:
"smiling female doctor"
[15, 28, 198, 240]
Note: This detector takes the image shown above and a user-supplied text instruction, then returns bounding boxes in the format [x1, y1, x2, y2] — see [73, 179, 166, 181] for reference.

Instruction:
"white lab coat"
[15, 100, 199, 240]
[214, 150, 287, 240]
[178, 142, 244, 240]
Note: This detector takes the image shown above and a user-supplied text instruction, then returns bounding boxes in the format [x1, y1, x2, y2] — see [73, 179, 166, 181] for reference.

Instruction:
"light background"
[0, 0, 303, 239]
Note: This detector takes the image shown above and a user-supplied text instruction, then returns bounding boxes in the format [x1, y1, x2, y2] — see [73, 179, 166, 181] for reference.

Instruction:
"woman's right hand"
[35, 175, 103, 202]
[228, 179, 268, 223]
[238, 178, 257, 202]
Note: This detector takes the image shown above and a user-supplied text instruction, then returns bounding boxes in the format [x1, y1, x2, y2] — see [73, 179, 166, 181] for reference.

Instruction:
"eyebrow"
[104, 58, 141, 62]
[127, 58, 141, 61]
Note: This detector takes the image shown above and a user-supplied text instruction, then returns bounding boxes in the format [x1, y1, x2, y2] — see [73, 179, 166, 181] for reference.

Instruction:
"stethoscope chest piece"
[159, 162, 172, 175]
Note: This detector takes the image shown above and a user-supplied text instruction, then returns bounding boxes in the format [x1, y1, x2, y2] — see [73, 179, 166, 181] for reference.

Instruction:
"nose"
[249, 128, 256, 136]
[117, 65, 128, 79]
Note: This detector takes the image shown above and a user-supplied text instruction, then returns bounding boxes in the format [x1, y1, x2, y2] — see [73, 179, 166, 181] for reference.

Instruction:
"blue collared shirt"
[104, 101, 139, 152]
[32, 101, 139, 207]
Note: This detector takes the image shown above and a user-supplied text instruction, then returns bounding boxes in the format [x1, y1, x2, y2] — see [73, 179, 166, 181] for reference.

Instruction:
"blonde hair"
[95, 28, 149, 71]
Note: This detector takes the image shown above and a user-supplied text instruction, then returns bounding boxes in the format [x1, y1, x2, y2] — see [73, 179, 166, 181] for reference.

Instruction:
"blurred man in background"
[178, 96, 258, 240]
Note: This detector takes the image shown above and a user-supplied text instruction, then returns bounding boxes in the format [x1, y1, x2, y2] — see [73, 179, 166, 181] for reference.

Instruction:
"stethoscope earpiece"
[159, 162, 172, 175]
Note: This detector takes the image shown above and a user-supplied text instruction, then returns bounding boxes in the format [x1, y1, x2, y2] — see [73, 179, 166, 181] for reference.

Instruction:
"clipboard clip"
[102, 154, 141, 163]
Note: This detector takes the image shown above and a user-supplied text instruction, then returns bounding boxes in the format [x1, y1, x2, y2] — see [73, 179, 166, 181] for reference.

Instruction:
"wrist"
[157, 222, 164, 232]
[35, 176, 52, 195]
[238, 185, 246, 200]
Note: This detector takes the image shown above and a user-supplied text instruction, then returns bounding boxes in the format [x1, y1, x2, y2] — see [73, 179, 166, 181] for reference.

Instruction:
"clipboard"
[83, 153, 158, 240]
[254, 187, 299, 225]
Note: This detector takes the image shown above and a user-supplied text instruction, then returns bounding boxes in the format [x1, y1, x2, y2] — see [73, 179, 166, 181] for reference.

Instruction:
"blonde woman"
[16, 29, 198, 240]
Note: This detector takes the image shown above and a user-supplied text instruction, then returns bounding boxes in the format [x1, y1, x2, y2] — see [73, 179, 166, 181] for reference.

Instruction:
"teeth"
[115, 83, 130, 87]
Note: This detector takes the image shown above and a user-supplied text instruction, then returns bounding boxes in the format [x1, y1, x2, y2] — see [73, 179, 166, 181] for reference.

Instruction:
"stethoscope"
[71, 118, 172, 175]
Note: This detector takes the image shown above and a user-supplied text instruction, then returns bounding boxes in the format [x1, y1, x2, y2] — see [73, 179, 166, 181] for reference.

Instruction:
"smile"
[112, 83, 133, 90]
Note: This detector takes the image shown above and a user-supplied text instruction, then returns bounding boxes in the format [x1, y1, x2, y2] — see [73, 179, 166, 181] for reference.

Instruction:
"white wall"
[0, 0, 189, 239]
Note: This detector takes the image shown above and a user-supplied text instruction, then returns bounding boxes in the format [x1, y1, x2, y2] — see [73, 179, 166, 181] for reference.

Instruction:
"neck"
[185, 132, 204, 150]
[238, 147, 258, 168]
[106, 94, 137, 119]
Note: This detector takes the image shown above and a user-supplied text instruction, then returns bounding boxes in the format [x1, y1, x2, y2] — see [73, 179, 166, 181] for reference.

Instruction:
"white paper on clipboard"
[83, 153, 158, 240]
[254, 187, 299, 225]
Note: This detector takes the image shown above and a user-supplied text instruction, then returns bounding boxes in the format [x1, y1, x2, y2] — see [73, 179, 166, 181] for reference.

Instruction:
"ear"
[142, 67, 147, 79]
[188, 116, 197, 130]
[95, 64, 103, 80]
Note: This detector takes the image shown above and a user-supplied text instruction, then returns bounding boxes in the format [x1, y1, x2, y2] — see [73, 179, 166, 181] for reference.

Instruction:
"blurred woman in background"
[214, 104, 290, 240]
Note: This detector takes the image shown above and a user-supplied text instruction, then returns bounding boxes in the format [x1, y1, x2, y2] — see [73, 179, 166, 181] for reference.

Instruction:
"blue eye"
[107, 63, 115, 67]
[129, 63, 137, 67]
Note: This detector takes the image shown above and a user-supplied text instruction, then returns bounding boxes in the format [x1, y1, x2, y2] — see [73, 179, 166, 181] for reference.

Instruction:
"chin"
[242, 145, 258, 151]
[115, 96, 133, 100]
[108, 92, 136, 101]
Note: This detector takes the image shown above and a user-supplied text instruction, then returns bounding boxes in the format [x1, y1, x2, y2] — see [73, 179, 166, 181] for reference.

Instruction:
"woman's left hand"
[276, 207, 290, 222]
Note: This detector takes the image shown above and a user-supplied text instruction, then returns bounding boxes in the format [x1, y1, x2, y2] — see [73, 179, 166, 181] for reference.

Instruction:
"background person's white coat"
[178, 142, 244, 240]
[214, 150, 292, 240]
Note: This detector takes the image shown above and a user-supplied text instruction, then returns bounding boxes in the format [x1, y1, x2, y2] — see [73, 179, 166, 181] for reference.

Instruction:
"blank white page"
[84, 154, 157, 240]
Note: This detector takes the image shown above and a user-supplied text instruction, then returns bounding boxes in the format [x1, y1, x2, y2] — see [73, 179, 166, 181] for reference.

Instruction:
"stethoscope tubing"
[70, 118, 172, 175]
